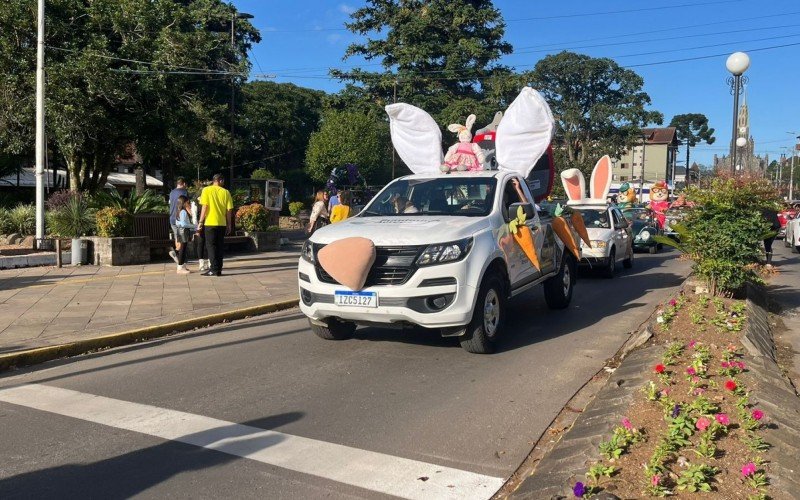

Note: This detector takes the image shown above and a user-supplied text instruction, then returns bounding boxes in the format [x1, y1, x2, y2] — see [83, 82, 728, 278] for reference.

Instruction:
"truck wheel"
[460, 275, 505, 354]
[648, 244, 657, 254]
[544, 254, 575, 309]
[602, 249, 616, 279]
[624, 247, 634, 267]
[310, 318, 356, 340]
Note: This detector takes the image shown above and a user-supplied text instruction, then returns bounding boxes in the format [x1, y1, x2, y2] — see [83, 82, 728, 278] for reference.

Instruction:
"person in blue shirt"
[168, 177, 189, 264]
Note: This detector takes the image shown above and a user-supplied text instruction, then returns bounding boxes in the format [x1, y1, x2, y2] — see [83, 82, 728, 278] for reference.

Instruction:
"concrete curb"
[0, 252, 71, 270]
[0, 298, 299, 372]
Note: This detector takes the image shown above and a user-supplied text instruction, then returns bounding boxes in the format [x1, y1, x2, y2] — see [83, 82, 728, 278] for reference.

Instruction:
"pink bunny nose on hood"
[317, 237, 376, 291]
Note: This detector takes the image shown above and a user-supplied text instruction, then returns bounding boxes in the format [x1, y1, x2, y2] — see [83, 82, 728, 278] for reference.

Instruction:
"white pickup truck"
[297, 88, 585, 353]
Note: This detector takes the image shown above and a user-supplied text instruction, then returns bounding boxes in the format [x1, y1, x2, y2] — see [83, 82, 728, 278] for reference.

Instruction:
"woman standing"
[191, 197, 209, 272]
[175, 196, 196, 274]
[307, 190, 330, 235]
[330, 191, 351, 223]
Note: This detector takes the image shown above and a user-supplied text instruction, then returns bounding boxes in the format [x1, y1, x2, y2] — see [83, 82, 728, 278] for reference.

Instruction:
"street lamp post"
[735, 137, 747, 174]
[726, 52, 750, 177]
[229, 11, 253, 186]
[639, 134, 647, 200]
[34, 0, 46, 248]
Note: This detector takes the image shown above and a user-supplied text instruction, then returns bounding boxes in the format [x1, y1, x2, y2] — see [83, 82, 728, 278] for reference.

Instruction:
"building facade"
[611, 128, 680, 184]
[713, 93, 769, 175]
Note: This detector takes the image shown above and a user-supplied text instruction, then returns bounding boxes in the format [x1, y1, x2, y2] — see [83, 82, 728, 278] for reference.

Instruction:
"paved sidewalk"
[0, 248, 300, 355]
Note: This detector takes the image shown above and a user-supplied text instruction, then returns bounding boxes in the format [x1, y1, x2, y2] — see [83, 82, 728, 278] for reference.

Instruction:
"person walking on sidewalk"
[307, 190, 329, 235]
[198, 174, 234, 277]
[762, 206, 781, 267]
[174, 195, 196, 274]
[330, 190, 351, 223]
[191, 197, 209, 273]
[168, 177, 189, 264]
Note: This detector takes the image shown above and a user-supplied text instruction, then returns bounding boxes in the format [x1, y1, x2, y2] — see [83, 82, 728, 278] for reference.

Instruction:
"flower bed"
[572, 291, 772, 498]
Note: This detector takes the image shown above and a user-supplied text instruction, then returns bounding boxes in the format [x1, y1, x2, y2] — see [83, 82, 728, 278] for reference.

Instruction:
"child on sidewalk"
[175, 195, 196, 274]
[191, 197, 209, 272]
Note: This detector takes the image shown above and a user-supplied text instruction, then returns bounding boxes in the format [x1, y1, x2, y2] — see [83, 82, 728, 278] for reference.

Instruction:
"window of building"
[620, 176, 629, 181]
[620, 163, 628, 169]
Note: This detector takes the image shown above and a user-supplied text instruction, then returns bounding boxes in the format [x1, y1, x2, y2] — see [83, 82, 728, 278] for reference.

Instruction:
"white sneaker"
[168, 250, 179, 264]
[177, 265, 190, 275]
[199, 259, 209, 272]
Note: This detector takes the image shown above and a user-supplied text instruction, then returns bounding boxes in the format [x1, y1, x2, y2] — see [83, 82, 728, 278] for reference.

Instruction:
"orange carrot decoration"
[509, 206, 540, 270]
[553, 216, 580, 260]
[570, 210, 592, 248]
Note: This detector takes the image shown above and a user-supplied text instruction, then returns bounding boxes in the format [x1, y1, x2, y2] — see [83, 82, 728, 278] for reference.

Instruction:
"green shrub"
[0, 208, 12, 233]
[250, 168, 274, 180]
[8, 204, 36, 235]
[288, 201, 305, 216]
[96, 207, 132, 237]
[655, 176, 779, 295]
[92, 189, 168, 214]
[49, 195, 95, 237]
[236, 203, 270, 232]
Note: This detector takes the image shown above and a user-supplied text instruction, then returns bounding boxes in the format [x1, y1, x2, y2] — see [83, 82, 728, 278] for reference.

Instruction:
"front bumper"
[297, 257, 478, 329]
[578, 245, 609, 265]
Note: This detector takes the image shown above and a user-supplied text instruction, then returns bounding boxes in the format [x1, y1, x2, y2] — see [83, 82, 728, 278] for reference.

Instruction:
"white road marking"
[0, 384, 504, 499]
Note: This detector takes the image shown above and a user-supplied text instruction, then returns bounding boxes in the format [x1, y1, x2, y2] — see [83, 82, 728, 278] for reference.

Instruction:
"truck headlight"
[417, 238, 473, 266]
[640, 230, 651, 241]
[301, 240, 315, 263]
[591, 240, 607, 248]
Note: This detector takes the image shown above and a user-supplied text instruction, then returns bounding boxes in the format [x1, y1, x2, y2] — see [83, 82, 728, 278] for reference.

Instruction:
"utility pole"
[229, 10, 253, 186]
[791, 137, 798, 201]
[639, 134, 647, 200]
[684, 139, 691, 188]
[34, 0, 46, 248]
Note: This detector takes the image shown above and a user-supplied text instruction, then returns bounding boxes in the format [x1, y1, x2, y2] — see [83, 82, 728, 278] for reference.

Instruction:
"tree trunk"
[685, 140, 691, 188]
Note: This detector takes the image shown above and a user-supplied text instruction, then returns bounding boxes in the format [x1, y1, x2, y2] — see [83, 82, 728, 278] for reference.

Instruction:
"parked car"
[576, 204, 634, 277]
[622, 207, 663, 254]
[778, 204, 799, 239]
[785, 214, 800, 253]
[298, 171, 579, 354]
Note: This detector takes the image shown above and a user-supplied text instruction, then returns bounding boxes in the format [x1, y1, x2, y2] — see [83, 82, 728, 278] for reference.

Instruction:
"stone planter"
[86, 236, 150, 266]
[245, 231, 281, 252]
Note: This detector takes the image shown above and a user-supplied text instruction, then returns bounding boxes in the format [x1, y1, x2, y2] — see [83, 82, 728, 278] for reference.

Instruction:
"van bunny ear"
[588, 155, 612, 202]
[465, 114, 476, 132]
[385, 103, 443, 175]
[496, 87, 555, 178]
[561, 169, 586, 203]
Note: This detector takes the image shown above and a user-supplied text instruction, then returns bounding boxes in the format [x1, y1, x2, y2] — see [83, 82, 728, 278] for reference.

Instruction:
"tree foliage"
[332, 0, 516, 126]
[305, 110, 392, 184]
[669, 113, 715, 185]
[0, 0, 260, 192]
[238, 82, 325, 177]
[525, 51, 663, 181]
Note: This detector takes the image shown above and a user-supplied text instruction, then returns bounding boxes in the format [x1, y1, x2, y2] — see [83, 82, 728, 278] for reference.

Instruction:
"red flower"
[752, 409, 764, 421]
[655, 364, 666, 374]
[724, 380, 738, 391]
[695, 417, 711, 431]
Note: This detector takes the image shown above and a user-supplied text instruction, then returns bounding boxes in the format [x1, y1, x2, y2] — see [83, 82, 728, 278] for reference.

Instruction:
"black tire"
[601, 248, 616, 278]
[544, 253, 575, 309]
[460, 274, 505, 354]
[310, 318, 356, 340]
[623, 246, 634, 268]
[648, 244, 657, 254]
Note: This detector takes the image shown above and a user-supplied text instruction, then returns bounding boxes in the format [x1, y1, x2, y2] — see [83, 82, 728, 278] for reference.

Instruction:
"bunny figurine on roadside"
[441, 114, 486, 173]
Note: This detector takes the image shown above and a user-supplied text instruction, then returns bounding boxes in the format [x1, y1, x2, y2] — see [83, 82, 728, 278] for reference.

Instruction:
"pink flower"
[693, 388, 706, 395]
[752, 409, 764, 421]
[721, 361, 730, 369]
[660, 388, 671, 397]
[725, 380, 738, 391]
[692, 376, 701, 383]
[651, 474, 661, 486]
[715, 413, 730, 426]
[741, 462, 757, 477]
[689, 340, 697, 348]
[686, 367, 696, 376]
[696, 417, 711, 431]
[621, 417, 633, 430]
[669, 299, 677, 307]
[737, 361, 747, 370]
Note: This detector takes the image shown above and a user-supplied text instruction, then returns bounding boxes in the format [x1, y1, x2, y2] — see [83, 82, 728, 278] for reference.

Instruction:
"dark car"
[623, 208, 662, 254]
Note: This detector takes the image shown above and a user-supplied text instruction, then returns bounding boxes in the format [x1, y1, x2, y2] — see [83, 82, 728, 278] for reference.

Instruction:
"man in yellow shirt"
[198, 174, 234, 277]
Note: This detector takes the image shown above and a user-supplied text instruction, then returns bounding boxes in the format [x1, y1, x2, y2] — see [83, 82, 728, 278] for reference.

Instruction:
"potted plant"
[85, 206, 149, 266]
[236, 203, 281, 251]
[48, 194, 95, 265]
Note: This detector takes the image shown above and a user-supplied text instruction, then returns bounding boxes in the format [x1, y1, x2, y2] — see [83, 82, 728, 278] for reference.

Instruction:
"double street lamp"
[726, 52, 750, 176]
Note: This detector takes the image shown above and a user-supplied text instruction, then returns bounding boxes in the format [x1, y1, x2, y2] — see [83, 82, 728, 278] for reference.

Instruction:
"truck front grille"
[314, 245, 425, 287]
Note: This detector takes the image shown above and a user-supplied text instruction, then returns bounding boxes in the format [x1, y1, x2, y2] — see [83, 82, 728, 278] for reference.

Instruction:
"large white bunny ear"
[476, 111, 503, 135]
[496, 87, 555, 178]
[561, 168, 586, 204]
[588, 155, 613, 203]
[385, 103, 443, 175]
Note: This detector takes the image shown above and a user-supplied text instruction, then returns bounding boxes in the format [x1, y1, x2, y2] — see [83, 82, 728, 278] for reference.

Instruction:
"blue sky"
[234, 0, 800, 168]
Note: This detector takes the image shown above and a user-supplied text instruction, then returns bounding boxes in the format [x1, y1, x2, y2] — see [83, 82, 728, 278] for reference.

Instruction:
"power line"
[47, 46, 238, 75]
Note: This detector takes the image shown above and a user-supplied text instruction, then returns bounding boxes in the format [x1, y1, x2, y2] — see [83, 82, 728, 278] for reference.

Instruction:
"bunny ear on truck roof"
[495, 87, 555, 178]
[385, 103, 443, 175]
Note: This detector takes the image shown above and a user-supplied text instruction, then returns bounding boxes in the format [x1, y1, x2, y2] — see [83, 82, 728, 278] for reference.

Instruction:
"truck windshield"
[581, 209, 611, 229]
[361, 177, 498, 217]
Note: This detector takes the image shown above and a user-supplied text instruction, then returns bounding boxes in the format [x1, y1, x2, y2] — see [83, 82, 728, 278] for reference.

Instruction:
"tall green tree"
[524, 51, 663, 182]
[238, 82, 325, 177]
[668, 113, 715, 187]
[305, 110, 392, 185]
[332, 0, 515, 125]
[0, 0, 259, 192]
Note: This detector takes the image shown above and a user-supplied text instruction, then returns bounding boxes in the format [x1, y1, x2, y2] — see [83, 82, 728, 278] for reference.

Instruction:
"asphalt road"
[0, 250, 690, 499]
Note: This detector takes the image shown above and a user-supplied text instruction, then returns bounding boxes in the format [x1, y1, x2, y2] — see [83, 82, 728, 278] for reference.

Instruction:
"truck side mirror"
[508, 202, 535, 221]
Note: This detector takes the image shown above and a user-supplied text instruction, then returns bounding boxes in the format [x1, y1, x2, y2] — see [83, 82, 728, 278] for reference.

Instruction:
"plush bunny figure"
[442, 114, 486, 173]
[560, 155, 613, 205]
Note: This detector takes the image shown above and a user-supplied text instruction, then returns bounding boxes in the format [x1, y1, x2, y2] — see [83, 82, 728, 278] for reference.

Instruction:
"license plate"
[334, 291, 378, 308]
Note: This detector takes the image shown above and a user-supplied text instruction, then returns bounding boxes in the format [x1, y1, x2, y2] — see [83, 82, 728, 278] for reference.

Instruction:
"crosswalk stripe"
[0, 384, 504, 499]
